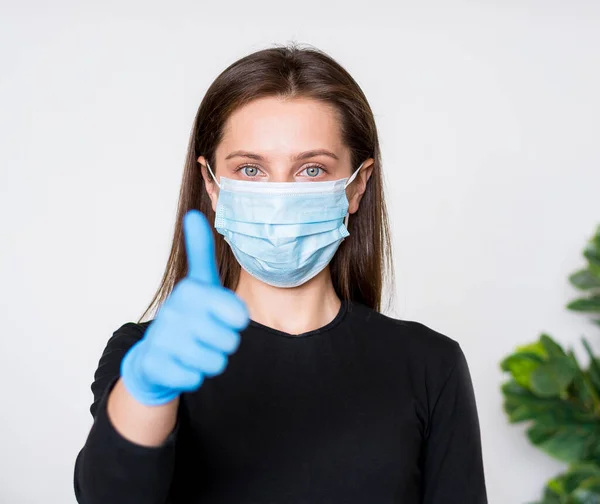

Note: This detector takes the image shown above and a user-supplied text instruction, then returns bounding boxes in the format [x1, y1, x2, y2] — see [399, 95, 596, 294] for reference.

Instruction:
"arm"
[74, 211, 249, 504]
[422, 342, 488, 504]
[107, 377, 178, 446]
[73, 323, 178, 504]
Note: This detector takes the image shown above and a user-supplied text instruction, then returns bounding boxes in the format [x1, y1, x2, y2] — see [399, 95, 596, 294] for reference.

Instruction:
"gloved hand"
[120, 209, 250, 406]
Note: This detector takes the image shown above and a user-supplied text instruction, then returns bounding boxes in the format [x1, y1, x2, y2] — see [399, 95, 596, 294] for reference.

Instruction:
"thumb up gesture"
[120, 210, 250, 406]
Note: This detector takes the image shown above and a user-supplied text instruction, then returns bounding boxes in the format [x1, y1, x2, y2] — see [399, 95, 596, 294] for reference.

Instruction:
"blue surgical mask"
[205, 160, 365, 288]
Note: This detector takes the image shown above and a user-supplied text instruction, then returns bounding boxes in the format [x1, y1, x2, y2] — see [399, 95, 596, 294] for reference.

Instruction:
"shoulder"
[344, 301, 467, 397]
[346, 300, 461, 363]
[104, 320, 153, 351]
[345, 302, 474, 425]
[93, 320, 154, 373]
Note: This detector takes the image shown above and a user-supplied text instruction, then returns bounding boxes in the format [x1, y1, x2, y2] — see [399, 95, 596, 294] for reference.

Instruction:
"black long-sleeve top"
[74, 299, 488, 503]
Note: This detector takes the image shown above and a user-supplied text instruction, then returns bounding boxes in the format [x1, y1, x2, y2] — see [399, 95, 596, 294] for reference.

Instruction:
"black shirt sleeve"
[73, 322, 179, 504]
[421, 341, 488, 504]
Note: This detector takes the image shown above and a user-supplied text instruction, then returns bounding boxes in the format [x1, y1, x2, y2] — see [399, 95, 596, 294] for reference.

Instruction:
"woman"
[74, 44, 487, 504]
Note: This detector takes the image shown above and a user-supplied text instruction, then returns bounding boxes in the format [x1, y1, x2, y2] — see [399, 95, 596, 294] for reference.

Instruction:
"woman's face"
[198, 96, 373, 214]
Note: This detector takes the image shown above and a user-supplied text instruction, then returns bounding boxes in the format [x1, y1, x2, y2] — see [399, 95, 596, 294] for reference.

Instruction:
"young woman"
[74, 44, 487, 504]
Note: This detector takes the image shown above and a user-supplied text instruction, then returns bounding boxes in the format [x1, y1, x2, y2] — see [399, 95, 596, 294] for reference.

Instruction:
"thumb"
[183, 209, 220, 286]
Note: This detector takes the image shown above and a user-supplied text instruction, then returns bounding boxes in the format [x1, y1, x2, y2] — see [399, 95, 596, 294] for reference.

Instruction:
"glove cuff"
[120, 340, 180, 406]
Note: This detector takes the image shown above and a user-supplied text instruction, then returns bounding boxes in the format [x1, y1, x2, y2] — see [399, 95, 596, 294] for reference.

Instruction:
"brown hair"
[137, 42, 394, 323]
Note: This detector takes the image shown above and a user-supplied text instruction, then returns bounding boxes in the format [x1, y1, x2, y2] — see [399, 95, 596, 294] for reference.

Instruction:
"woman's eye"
[242, 166, 259, 177]
[302, 166, 322, 177]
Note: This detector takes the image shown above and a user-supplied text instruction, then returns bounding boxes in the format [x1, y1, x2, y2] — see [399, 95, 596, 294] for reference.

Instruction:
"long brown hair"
[137, 43, 394, 323]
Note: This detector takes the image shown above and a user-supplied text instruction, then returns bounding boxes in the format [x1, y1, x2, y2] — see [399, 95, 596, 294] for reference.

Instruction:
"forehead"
[218, 96, 345, 155]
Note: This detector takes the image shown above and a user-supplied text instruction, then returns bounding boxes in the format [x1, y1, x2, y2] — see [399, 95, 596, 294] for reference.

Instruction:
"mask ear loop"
[343, 161, 366, 229]
[205, 161, 221, 189]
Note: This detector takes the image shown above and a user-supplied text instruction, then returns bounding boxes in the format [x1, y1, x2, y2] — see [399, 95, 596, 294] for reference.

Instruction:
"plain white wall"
[1, 1, 599, 502]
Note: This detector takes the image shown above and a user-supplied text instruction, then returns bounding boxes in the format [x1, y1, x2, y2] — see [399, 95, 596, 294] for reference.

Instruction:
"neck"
[234, 266, 342, 336]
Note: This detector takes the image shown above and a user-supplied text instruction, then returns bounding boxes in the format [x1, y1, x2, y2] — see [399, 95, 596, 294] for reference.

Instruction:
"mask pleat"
[217, 190, 349, 224]
[217, 218, 342, 240]
[223, 224, 349, 264]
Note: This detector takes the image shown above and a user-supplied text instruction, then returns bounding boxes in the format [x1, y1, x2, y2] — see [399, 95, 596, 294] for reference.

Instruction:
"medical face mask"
[205, 160, 365, 288]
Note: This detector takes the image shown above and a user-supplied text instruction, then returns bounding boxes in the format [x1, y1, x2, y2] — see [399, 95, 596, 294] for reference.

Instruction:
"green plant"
[500, 224, 600, 504]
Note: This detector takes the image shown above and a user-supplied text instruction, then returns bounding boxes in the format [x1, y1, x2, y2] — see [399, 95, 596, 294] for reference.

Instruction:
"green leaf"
[539, 479, 566, 503]
[502, 379, 532, 396]
[517, 341, 549, 359]
[566, 349, 600, 412]
[572, 475, 600, 503]
[501, 352, 545, 388]
[503, 396, 552, 423]
[541, 334, 568, 359]
[538, 485, 563, 504]
[534, 408, 597, 429]
[570, 270, 600, 291]
[547, 472, 568, 496]
[584, 239, 600, 269]
[527, 422, 596, 462]
[581, 339, 600, 397]
[530, 357, 577, 397]
[568, 296, 600, 313]
[501, 380, 568, 423]
[538, 465, 600, 502]
[563, 463, 600, 494]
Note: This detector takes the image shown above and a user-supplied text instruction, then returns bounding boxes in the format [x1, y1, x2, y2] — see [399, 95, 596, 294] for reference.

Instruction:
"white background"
[1, 1, 599, 503]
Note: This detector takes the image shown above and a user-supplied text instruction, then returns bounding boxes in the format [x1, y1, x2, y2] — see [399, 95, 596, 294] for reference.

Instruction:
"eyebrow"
[224, 149, 339, 161]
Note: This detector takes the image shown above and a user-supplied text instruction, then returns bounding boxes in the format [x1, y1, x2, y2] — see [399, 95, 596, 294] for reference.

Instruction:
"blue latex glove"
[120, 209, 250, 406]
